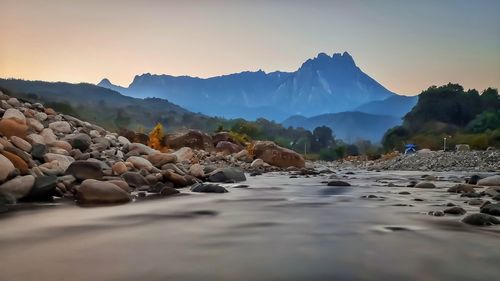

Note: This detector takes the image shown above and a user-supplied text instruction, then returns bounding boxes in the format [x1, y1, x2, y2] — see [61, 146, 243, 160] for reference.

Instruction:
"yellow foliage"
[149, 123, 167, 151]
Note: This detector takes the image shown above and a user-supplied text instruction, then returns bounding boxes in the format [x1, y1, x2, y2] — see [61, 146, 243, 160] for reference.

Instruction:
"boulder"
[147, 153, 177, 168]
[172, 147, 195, 163]
[10, 136, 32, 152]
[22, 175, 57, 201]
[49, 121, 72, 134]
[164, 130, 213, 150]
[2, 108, 26, 123]
[112, 161, 128, 175]
[127, 143, 156, 155]
[478, 175, 500, 186]
[480, 203, 500, 216]
[1, 150, 28, 174]
[443, 206, 467, 215]
[447, 184, 476, 193]
[462, 213, 500, 226]
[162, 170, 189, 187]
[189, 164, 205, 178]
[216, 141, 243, 155]
[126, 156, 153, 171]
[212, 131, 239, 146]
[207, 167, 246, 183]
[0, 175, 35, 199]
[76, 179, 131, 204]
[253, 141, 305, 168]
[107, 180, 132, 193]
[121, 172, 149, 188]
[327, 180, 351, 186]
[160, 186, 180, 196]
[68, 133, 92, 151]
[0, 118, 28, 139]
[43, 153, 74, 171]
[65, 160, 104, 181]
[0, 153, 16, 183]
[414, 182, 436, 189]
[190, 183, 228, 193]
[250, 158, 267, 168]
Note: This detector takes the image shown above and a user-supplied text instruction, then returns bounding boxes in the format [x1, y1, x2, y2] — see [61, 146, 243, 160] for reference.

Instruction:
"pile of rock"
[0, 91, 306, 208]
[324, 150, 500, 172]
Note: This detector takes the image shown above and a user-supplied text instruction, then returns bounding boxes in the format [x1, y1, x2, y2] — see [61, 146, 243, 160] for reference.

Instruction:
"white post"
[443, 137, 447, 151]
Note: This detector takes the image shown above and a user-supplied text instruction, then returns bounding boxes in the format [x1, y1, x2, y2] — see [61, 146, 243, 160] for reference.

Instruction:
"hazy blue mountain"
[282, 112, 402, 143]
[98, 52, 398, 121]
[355, 95, 418, 118]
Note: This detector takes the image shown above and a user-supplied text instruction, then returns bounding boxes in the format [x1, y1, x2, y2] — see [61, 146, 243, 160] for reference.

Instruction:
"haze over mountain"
[99, 52, 411, 121]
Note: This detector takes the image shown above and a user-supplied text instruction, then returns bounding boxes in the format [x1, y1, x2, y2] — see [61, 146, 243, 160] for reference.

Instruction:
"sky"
[0, 0, 499, 95]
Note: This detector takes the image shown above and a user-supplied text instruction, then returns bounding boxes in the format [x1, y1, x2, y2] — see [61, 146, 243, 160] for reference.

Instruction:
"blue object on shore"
[404, 144, 417, 154]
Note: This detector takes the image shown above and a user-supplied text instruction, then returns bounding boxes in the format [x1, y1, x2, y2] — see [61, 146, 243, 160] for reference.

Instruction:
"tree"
[311, 126, 335, 152]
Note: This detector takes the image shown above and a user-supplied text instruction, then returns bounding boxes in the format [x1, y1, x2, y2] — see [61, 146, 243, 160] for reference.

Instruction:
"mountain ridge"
[98, 52, 403, 120]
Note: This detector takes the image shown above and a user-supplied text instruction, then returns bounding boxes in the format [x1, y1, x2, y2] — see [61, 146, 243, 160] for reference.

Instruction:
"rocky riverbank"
[323, 150, 500, 172]
[0, 91, 309, 209]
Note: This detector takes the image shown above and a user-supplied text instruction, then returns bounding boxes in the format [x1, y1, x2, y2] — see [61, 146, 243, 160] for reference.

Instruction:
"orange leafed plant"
[148, 123, 168, 152]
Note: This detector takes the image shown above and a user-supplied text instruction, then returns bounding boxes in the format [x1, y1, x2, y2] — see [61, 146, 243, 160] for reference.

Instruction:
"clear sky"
[1, 0, 499, 95]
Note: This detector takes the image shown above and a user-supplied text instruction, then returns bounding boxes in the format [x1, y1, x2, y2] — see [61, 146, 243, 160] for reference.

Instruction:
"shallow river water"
[1, 170, 499, 281]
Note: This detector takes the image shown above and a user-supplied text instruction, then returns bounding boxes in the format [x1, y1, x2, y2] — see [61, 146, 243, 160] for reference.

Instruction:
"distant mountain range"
[98, 52, 415, 121]
[282, 112, 402, 143]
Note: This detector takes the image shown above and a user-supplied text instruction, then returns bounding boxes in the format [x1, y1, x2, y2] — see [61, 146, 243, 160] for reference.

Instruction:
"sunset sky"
[1, 0, 499, 95]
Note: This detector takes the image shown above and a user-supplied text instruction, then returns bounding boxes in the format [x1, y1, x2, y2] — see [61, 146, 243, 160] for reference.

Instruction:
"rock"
[235, 149, 251, 161]
[65, 160, 104, 181]
[189, 164, 205, 178]
[462, 213, 500, 226]
[112, 161, 128, 175]
[0, 118, 28, 139]
[121, 172, 149, 188]
[414, 182, 436, 189]
[26, 118, 44, 132]
[327, 180, 351, 186]
[215, 141, 243, 154]
[253, 141, 305, 168]
[468, 199, 484, 206]
[49, 140, 72, 152]
[164, 129, 213, 150]
[429, 210, 445, 217]
[172, 147, 195, 163]
[76, 179, 131, 204]
[31, 143, 47, 160]
[443, 206, 467, 215]
[1, 150, 29, 174]
[212, 132, 240, 146]
[147, 153, 177, 168]
[48, 121, 71, 134]
[250, 158, 267, 168]
[6, 98, 20, 107]
[455, 144, 470, 151]
[160, 186, 180, 196]
[0, 175, 35, 200]
[478, 175, 500, 186]
[207, 167, 246, 183]
[485, 186, 500, 197]
[10, 136, 32, 152]
[68, 133, 92, 151]
[480, 203, 500, 216]
[190, 183, 228, 193]
[107, 180, 131, 193]
[126, 156, 153, 171]
[27, 133, 45, 144]
[0, 153, 16, 183]
[493, 194, 500, 201]
[466, 175, 481, 185]
[447, 184, 477, 193]
[43, 153, 74, 171]
[117, 136, 130, 145]
[22, 175, 57, 201]
[2, 108, 26, 123]
[162, 170, 189, 187]
[127, 143, 156, 155]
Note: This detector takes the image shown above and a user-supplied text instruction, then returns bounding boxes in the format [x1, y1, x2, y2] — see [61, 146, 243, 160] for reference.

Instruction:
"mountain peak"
[332, 51, 356, 66]
[98, 78, 112, 86]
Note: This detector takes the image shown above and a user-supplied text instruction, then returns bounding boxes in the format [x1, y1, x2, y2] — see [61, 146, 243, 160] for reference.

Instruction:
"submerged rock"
[462, 213, 500, 226]
[190, 183, 228, 193]
[76, 179, 131, 204]
[208, 167, 246, 183]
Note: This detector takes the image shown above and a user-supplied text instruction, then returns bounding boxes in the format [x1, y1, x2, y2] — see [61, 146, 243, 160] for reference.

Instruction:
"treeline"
[383, 83, 500, 151]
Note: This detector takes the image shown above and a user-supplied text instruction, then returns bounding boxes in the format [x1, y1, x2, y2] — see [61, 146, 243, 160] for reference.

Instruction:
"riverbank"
[321, 150, 500, 172]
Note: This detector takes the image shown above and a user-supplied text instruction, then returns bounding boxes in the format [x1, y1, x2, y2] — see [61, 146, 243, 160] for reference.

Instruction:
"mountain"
[98, 52, 398, 121]
[355, 95, 418, 118]
[282, 112, 402, 143]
